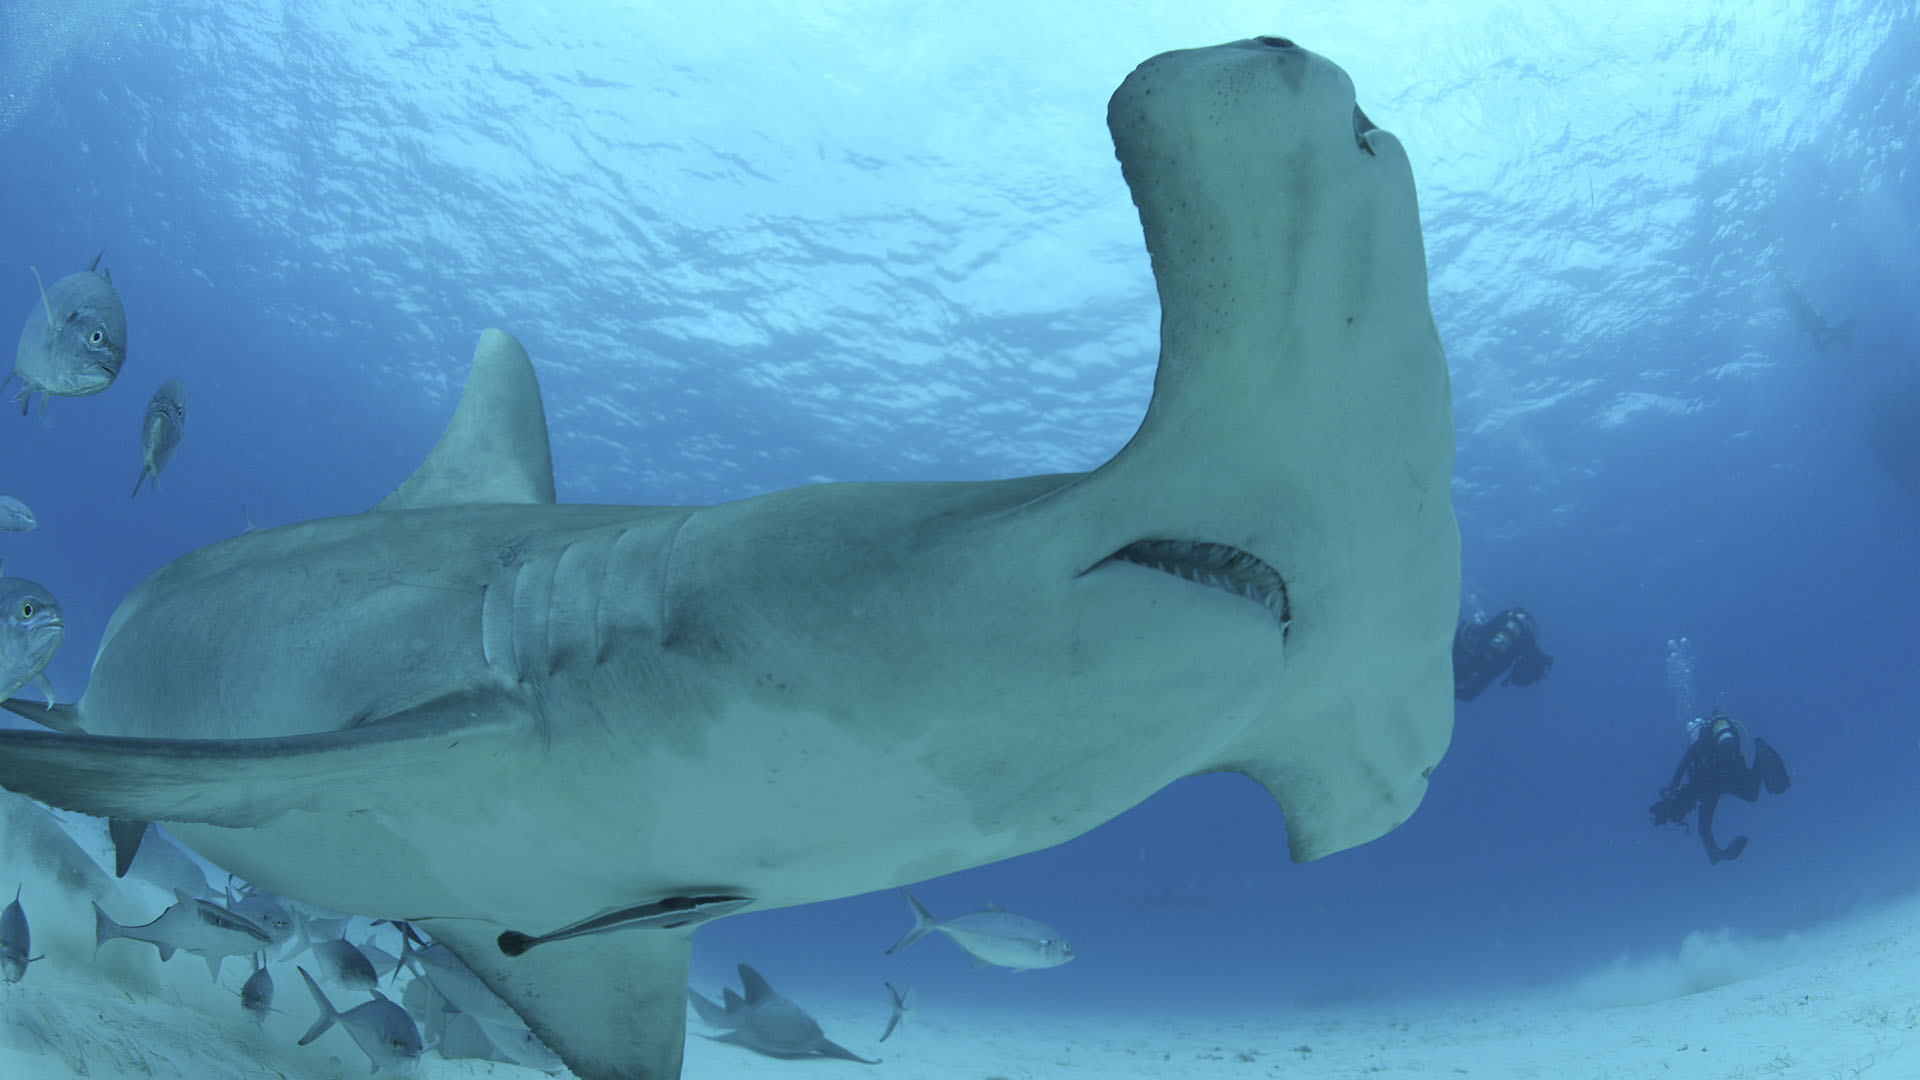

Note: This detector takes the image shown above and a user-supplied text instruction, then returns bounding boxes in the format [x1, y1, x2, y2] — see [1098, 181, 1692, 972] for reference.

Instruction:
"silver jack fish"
[240, 955, 275, 1024]
[885, 888, 1073, 970]
[309, 936, 378, 990]
[296, 965, 423, 1075]
[9, 253, 127, 413]
[131, 379, 188, 497]
[0, 562, 60, 705]
[1, 885, 43, 982]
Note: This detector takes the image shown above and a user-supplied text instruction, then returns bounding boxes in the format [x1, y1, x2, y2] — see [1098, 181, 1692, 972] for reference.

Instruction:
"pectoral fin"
[109, 818, 148, 878]
[424, 919, 688, 1080]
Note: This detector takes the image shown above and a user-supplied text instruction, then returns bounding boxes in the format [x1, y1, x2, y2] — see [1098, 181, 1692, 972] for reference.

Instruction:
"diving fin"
[1713, 835, 1749, 864]
[1753, 738, 1790, 796]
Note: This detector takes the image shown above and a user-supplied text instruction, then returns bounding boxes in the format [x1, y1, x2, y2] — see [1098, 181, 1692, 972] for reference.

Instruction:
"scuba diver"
[1649, 711, 1791, 865]
[1452, 607, 1553, 701]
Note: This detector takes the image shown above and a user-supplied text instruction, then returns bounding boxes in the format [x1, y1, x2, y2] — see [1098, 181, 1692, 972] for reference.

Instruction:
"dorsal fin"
[376, 329, 556, 511]
[736, 963, 775, 1004]
[29, 267, 53, 330]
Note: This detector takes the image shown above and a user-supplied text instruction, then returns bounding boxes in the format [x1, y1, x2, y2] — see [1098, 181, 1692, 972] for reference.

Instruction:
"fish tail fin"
[296, 965, 339, 1046]
[884, 888, 938, 955]
[389, 924, 415, 986]
[878, 981, 911, 1042]
[29, 266, 53, 330]
[91, 901, 119, 954]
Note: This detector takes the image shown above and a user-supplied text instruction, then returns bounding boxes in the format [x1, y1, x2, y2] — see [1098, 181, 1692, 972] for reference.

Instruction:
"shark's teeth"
[1096, 539, 1290, 634]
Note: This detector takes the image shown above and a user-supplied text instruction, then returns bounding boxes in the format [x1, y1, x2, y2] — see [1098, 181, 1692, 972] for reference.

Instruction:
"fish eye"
[88, 328, 105, 345]
[18, 603, 31, 618]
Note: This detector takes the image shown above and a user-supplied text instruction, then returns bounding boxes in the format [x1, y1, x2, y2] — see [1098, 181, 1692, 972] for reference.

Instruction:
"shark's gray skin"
[689, 964, 877, 1064]
[9, 253, 127, 413]
[0, 791, 114, 901]
[131, 378, 188, 497]
[0, 37, 1457, 1080]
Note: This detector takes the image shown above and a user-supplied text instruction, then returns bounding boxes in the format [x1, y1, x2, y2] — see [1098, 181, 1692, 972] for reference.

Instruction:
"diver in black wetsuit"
[1452, 607, 1553, 702]
[1649, 711, 1791, 864]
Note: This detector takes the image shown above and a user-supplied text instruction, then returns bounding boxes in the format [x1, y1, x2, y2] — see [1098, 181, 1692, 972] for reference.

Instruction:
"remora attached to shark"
[0, 37, 1457, 1080]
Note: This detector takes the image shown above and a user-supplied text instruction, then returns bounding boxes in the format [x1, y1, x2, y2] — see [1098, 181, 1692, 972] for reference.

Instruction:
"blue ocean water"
[1, 0, 1916, 1055]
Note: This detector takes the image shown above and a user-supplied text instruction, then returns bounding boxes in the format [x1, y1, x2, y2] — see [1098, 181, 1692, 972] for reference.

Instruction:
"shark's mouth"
[1093, 539, 1290, 634]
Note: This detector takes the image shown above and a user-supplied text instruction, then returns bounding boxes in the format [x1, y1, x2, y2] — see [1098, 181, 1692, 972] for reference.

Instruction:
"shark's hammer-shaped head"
[1085, 37, 1460, 861]
[647, 38, 1458, 881]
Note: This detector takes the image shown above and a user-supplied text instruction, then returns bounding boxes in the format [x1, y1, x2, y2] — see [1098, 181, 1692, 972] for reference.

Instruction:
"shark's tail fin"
[686, 988, 731, 1027]
[295, 966, 341, 1046]
[884, 888, 939, 955]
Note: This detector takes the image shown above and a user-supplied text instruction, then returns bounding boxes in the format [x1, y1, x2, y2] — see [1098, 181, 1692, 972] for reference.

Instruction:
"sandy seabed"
[1, 798, 1915, 1080]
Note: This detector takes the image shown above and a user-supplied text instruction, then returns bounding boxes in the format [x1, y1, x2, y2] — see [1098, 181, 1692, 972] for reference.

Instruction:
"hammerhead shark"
[1778, 273, 1855, 352]
[0, 36, 1457, 1080]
